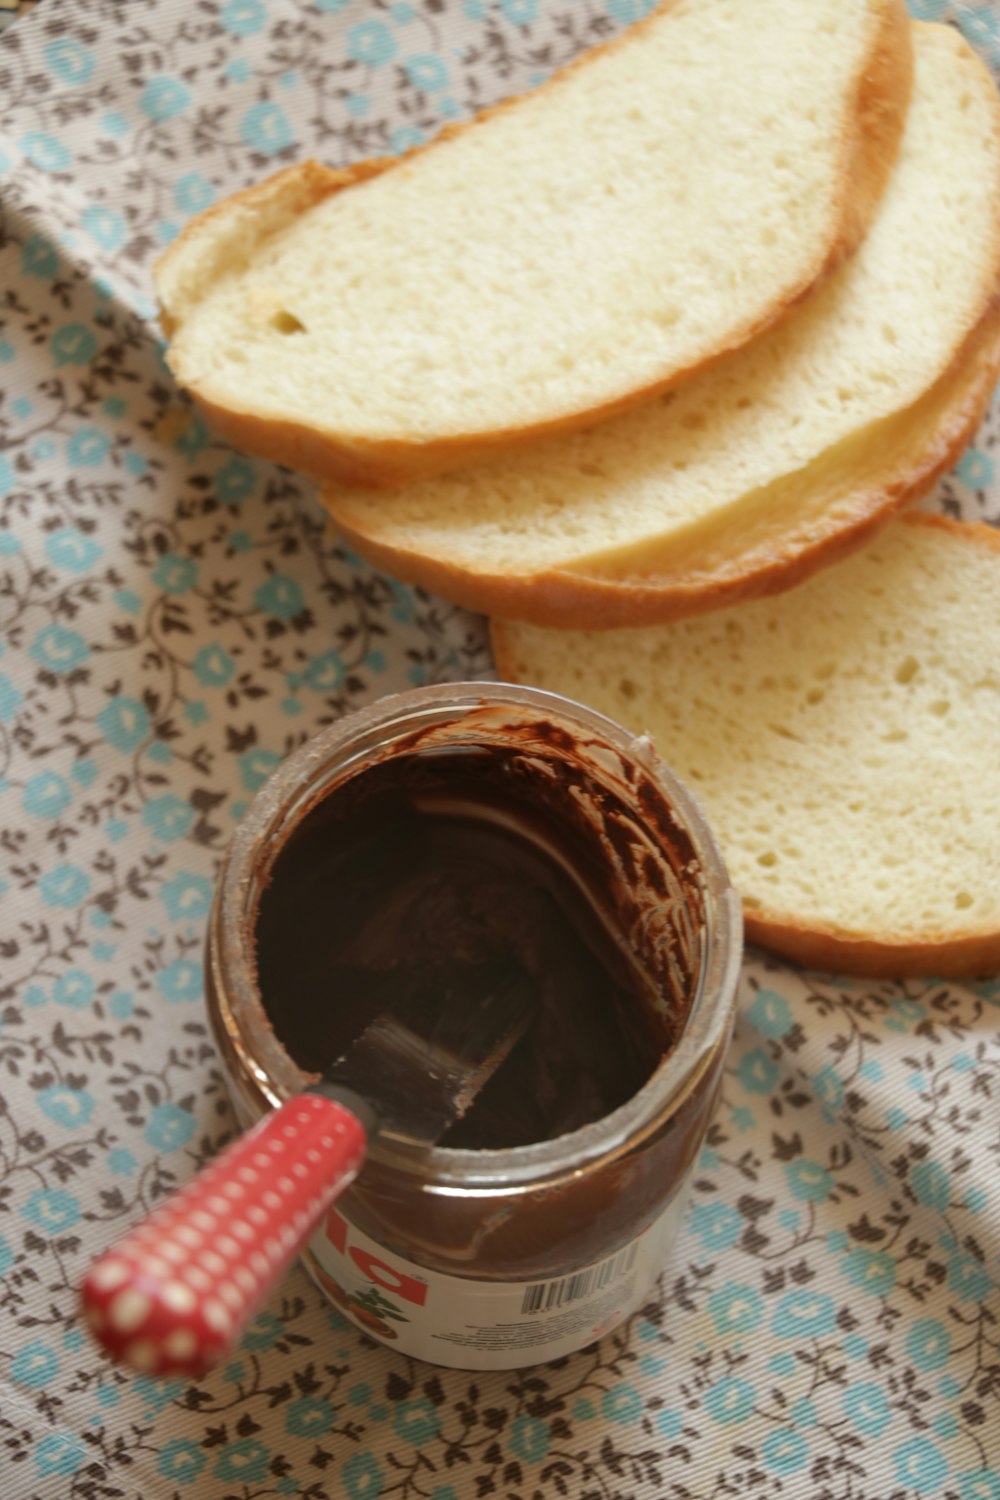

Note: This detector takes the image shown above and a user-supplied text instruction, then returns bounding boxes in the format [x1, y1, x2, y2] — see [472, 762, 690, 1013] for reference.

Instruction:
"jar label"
[302, 1164, 695, 1370]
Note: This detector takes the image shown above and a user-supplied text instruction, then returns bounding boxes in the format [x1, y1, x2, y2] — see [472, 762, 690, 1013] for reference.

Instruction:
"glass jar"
[205, 682, 742, 1369]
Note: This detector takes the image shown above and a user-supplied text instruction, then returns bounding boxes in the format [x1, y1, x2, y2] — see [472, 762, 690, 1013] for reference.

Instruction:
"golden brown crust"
[324, 300, 1000, 626]
[742, 918, 1000, 979]
[899, 507, 1000, 551]
[824, 0, 913, 282]
[154, 0, 913, 487]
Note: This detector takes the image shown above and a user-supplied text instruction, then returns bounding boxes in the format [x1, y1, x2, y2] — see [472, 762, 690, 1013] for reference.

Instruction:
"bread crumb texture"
[493, 519, 1000, 952]
[166, 0, 890, 442]
[323, 22, 1000, 583]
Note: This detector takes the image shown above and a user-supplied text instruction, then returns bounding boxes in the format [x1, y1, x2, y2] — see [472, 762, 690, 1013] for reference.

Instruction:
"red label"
[325, 1208, 350, 1254]
[324, 1208, 428, 1306]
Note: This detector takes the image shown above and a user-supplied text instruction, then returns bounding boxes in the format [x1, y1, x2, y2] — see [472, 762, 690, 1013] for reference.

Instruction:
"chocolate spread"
[253, 746, 674, 1149]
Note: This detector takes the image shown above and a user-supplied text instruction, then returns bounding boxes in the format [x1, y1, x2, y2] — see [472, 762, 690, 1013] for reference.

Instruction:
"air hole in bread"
[895, 655, 920, 685]
[271, 310, 308, 335]
[955, 891, 973, 909]
[757, 851, 778, 867]
[929, 699, 950, 716]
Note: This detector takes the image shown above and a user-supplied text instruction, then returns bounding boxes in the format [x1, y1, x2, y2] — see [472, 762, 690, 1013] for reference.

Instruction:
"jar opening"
[253, 737, 689, 1151]
[209, 684, 742, 1191]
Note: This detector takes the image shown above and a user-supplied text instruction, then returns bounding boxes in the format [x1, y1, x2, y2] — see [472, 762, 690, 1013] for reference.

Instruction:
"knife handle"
[80, 1093, 367, 1377]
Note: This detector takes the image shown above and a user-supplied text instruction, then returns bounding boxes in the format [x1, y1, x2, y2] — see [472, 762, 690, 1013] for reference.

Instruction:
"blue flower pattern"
[0, 0, 997, 1495]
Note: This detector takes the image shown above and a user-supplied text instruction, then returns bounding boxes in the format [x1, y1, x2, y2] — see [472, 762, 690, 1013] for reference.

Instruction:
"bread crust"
[742, 920, 1000, 980]
[829, 0, 913, 286]
[494, 514, 1000, 979]
[155, 0, 913, 487]
[325, 300, 1000, 626]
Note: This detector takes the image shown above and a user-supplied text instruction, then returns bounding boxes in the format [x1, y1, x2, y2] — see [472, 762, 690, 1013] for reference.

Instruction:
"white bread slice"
[321, 22, 1000, 622]
[156, 0, 911, 487]
[493, 515, 1000, 979]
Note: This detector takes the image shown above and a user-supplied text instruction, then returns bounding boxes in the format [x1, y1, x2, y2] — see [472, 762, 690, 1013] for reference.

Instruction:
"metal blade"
[314, 962, 532, 1147]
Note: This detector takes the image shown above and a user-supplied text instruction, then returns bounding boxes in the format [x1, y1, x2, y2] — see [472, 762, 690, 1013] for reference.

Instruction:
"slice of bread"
[156, 0, 911, 487]
[493, 515, 1000, 978]
[321, 22, 1000, 623]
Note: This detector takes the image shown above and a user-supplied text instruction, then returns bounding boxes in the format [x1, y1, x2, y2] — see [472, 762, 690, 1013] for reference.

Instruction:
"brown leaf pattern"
[0, 1, 998, 1497]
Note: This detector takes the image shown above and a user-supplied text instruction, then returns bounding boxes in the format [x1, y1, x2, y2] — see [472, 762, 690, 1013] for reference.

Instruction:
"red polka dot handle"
[80, 1093, 367, 1378]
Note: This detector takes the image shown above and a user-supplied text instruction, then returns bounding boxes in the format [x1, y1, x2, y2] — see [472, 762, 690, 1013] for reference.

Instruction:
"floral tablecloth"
[1, 2, 999, 1497]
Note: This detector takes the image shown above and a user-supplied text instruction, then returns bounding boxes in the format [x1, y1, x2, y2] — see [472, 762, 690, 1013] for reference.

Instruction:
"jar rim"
[209, 681, 743, 1191]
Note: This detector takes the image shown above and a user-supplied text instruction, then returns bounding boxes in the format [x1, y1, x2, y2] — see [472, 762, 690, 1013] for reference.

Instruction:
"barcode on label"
[520, 1242, 639, 1315]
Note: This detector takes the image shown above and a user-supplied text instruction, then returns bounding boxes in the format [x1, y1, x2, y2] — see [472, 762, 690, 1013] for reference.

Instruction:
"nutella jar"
[205, 683, 742, 1369]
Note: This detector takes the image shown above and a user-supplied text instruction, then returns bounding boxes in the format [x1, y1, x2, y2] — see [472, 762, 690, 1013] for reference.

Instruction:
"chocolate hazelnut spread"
[253, 747, 673, 1150]
[207, 684, 742, 1368]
